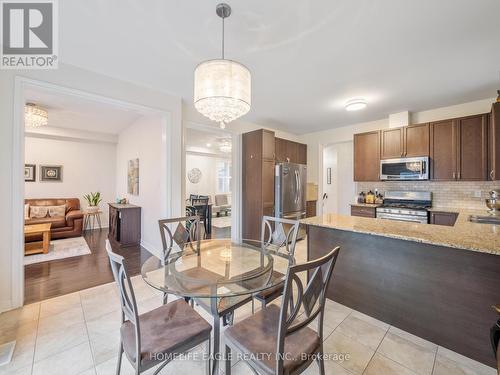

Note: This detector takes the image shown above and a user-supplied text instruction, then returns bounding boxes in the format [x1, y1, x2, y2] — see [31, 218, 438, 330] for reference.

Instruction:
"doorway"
[184, 125, 234, 239]
[322, 142, 355, 215]
[13, 78, 174, 307]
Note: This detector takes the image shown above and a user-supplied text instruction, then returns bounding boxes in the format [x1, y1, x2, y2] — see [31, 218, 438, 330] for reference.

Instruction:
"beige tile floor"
[0, 240, 496, 375]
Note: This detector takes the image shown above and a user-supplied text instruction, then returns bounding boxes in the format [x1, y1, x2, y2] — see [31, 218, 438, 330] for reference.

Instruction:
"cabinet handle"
[491, 170, 494, 180]
[453, 172, 456, 179]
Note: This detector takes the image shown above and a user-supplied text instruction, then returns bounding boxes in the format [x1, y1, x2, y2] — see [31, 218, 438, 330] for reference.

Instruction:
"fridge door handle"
[295, 170, 300, 204]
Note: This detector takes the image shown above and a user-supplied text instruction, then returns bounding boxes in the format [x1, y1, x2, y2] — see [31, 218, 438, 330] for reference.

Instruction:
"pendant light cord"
[221, 15, 225, 59]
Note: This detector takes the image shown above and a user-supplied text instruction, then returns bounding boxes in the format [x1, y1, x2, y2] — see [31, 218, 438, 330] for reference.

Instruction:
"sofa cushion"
[47, 205, 66, 217]
[25, 216, 66, 228]
[24, 204, 29, 220]
[29, 206, 48, 219]
[24, 198, 80, 212]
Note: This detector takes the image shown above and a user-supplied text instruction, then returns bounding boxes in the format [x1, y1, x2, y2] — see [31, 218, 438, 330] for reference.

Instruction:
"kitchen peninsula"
[302, 212, 500, 367]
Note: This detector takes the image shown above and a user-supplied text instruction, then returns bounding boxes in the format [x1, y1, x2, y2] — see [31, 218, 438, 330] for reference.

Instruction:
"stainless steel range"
[376, 191, 432, 224]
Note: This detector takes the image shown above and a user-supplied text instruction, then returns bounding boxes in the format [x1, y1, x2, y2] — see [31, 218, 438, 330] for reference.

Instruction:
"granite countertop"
[301, 209, 499, 255]
[350, 203, 382, 208]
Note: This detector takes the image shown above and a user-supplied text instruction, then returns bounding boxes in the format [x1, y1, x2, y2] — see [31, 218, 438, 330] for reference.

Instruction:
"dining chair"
[158, 219, 252, 374]
[253, 216, 300, 310]
[224, 246, 340, 375]
[105, 240, 212, 375]
[158, 215, 203, 304]
[191, 197, 210, 236]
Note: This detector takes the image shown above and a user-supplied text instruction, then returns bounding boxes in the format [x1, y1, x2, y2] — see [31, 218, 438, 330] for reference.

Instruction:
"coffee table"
[24, 223, 52, 255]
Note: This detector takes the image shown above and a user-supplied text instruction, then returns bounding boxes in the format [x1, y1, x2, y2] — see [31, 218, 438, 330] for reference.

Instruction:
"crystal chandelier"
[219, 139, 232, 153]
[194, 3, 251, 129]
[25, 103, 48, 127]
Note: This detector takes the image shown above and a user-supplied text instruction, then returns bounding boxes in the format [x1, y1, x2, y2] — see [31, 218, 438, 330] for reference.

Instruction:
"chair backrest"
[105, 240, 141, 361]
[214, 194, 228, 206]
[276, 246, 340, 374]
[261, 216, 300, 256]
[191, 197, 209, 218]
[158, 216, 202, 260]
[189, 194, 199, 201]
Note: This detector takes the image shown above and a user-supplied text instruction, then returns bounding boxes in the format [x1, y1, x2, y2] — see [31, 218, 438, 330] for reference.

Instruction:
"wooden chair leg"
[116, 342, 123, 375]
[225, 345, 232, 375]
[316, 347, 325, 375]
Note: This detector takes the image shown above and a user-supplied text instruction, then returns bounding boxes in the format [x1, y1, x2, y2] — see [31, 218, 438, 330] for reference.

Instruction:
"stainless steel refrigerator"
[275, 162, 307, 239]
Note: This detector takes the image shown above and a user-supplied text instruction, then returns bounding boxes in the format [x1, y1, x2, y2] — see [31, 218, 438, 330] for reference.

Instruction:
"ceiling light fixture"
[219, 140, 232, 153]
[25, 103, 48, 127]
[345, 99, 367, 112]
[206, 143, 212, 147]
[194, 3, 251, 129]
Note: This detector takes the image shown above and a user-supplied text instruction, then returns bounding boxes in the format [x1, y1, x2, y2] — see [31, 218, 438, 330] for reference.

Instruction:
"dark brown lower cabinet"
[429, 211, 458, 226]
[108, 203, 141, 246]
[306, 201, 317, 218]
[350, 205, 377, 218]
[307, 224, 500, 367]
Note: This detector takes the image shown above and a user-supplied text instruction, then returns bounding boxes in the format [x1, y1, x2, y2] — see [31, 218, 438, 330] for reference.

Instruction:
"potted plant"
[83, 192, 102, 213]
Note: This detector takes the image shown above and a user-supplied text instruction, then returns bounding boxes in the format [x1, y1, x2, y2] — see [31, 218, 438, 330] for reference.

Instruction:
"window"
[216, 160, 231, 193]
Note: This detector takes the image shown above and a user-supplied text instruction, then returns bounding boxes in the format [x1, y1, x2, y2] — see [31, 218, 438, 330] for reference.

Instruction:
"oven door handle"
[377, 214, 427, 224]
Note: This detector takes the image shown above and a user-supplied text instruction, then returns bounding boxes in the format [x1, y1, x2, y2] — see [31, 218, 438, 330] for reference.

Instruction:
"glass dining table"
[141, 238, 294, 374]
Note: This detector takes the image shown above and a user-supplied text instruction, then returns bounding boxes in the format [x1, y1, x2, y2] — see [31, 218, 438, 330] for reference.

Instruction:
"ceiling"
[185, 127, 231, 154]
[25, 87, 144, 134]
[59, 0, 500, 134]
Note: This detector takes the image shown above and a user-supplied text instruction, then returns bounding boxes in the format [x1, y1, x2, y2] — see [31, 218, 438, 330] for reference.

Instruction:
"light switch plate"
[473, 190, 482, 198]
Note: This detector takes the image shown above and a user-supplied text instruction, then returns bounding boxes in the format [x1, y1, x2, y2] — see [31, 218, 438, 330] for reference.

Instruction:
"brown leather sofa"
[25, 198, 84, 241]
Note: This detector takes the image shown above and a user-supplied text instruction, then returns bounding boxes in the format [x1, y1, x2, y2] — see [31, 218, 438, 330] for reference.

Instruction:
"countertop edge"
[301, 212, 499, 256]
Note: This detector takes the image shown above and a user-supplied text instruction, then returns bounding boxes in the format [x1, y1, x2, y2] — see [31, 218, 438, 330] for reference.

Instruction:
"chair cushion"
[224, 304, 320, 374]
[120, 299, 211, 368]
[25, 216, 66, 228]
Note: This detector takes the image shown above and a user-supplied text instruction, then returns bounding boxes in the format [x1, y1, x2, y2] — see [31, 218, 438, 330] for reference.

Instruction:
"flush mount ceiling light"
[25, 103, 48, 127]
[194, 3, 251, 129]
[345, 99, 367, 112]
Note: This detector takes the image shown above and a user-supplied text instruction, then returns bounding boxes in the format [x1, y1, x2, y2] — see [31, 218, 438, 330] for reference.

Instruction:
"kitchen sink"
[469, 215, 500, 225]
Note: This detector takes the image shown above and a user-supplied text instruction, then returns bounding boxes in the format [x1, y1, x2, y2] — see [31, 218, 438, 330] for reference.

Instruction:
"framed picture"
[326, 167, 332, 185]
[24, 164, 36, 182]
[127, 158, 139, 195]
[40, 165, 63, 182]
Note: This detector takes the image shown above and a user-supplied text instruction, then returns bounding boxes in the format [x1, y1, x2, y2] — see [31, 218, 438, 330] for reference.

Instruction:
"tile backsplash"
[356, 181, 500, 210]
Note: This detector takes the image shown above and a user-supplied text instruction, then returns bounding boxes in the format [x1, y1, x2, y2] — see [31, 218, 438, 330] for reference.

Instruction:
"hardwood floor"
[24, 229, 150, 304]
[24, 222, 231, 305]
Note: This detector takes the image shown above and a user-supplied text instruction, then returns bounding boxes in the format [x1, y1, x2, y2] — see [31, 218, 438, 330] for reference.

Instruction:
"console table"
[108, 203, 141, 247]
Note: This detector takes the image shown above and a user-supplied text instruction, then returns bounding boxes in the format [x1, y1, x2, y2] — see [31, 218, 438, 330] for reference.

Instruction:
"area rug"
[24, 237, 91, 265]
[211, 216, 231, 228]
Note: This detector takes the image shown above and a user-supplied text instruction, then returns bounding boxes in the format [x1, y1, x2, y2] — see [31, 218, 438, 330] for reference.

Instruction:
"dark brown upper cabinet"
[381, 123, 429, 159]
[354, 131, 380, 181]
[430, 119, 458, 180]
[405, 123, 430, 157]
[381, 128, 404, 159]
[489, 102, 500, 180]
[430, 114, 487, 181]
[457, 114, 488, 181]
[275, 137, 307, 164]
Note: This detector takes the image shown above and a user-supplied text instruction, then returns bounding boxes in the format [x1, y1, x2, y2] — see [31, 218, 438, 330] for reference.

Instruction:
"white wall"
[322, 142, 355, 215]
[116, 114, 168, 258]
[0, 64, 182, 312]
[185, 153, 231, 200]
[25, 137, 116, 225]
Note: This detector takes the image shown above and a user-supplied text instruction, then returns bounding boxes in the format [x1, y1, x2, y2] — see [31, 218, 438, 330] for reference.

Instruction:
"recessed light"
[206, 143, 212, 147]
[345, 99, 367, 112]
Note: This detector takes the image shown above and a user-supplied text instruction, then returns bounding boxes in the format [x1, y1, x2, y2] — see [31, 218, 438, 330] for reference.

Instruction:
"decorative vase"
[86, 206, 99, 213]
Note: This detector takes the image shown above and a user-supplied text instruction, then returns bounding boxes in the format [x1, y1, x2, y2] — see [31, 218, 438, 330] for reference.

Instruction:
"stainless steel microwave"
[380, 157, 429, 180]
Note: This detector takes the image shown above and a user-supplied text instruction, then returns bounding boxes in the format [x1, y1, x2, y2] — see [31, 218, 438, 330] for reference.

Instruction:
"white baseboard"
[140, 239, 161, 259]
[0, 300, 13, 313]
